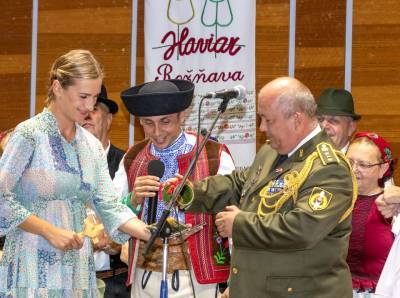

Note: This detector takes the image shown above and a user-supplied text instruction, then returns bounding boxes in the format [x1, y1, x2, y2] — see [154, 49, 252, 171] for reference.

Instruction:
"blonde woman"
[0, 49, 149, 297]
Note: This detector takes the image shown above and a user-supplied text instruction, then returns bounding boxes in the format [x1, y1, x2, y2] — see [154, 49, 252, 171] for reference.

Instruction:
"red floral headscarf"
[353, 132, 396, 180]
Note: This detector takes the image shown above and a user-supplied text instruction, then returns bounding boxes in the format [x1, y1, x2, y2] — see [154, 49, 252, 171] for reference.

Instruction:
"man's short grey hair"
[275, 85, 317, 119]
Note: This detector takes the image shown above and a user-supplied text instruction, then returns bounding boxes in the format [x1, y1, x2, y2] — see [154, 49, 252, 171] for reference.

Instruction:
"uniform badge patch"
[308, 187, 333, 211]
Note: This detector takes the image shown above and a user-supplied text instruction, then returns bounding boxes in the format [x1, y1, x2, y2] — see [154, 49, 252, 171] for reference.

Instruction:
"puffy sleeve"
[217, 148, 235, 175]
[90, 142, 136, 244]
[0, 127, 35, 236]
[112, 157, 129, 199]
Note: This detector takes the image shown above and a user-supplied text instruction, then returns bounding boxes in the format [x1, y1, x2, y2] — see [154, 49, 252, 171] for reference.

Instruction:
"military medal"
[265, 178, 285, 195]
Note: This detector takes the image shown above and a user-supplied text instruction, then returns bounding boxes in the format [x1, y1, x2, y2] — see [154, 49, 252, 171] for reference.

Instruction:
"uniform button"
[288, 287, 293, 292]
[232, 267, 238, 274]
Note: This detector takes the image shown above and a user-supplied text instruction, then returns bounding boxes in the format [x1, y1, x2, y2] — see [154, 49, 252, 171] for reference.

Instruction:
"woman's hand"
[376, 194, 400, 218]
[18, 215, 84, 251]
[44, 225, 84, 251]
[382, 185, 400, 204]
[120, 242, 129, 265]
[94, 233, 121, 255]
[119, 217, 151, 241]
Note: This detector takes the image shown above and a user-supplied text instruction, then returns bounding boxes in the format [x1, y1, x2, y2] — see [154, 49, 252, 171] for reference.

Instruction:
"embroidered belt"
[96, 267, 128, 279]
[137, 238, 189, 273]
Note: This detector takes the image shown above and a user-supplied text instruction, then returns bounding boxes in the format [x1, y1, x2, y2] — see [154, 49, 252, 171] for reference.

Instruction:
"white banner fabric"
[144, 0, 256, 168]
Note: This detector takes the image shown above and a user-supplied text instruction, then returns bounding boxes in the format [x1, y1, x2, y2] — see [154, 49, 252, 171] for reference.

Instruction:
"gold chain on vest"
[258, 152, 319, 217]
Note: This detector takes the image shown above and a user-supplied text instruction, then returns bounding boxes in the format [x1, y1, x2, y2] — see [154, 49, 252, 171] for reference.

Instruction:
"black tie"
[275, 154, 288, 167]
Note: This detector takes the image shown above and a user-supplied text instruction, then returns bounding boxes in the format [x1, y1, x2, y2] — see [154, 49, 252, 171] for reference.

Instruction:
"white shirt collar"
[341, 142, 349, 154]
[104, 140, 111, 155]
[288, 125, 322, 157]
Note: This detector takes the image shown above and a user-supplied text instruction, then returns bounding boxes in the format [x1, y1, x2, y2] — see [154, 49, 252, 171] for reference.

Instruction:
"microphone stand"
[142, 97, 231, 298]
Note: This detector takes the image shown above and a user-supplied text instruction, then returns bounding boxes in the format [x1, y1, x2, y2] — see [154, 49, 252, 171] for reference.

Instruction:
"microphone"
[205, 85, 247, 101]
[147, 160, 165, 224]
[200, 128, 208, 137]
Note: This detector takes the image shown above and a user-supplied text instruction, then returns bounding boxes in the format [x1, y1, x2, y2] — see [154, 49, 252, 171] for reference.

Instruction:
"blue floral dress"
[0, 109, 133, 297]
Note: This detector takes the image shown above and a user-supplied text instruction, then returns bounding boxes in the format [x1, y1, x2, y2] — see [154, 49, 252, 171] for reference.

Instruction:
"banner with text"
[144, 0, 256, 168]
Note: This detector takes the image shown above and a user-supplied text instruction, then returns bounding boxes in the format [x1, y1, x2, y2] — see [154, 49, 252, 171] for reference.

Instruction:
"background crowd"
[0, 49, 399, 298]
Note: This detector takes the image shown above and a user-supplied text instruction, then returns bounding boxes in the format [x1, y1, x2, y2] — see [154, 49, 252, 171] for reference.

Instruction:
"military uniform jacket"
[190, 131, 356, 298]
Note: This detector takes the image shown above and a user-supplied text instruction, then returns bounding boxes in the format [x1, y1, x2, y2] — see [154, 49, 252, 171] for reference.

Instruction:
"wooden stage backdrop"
[1, 0, 399, 182]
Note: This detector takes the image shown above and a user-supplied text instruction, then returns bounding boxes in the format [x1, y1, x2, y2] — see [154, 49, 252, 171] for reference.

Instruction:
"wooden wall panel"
[0, 1, 32, 131]
[353, 0, 400, 183]
[255, 0, 290, 149]
[2, 0, 400, 178]
[295, 0, 346, 98]
[134, 0, 145, 143]
[35, 0, 133, 151]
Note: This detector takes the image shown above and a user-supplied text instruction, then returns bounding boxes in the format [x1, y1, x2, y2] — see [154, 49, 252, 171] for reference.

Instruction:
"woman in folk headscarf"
[346, 132, 396, 297]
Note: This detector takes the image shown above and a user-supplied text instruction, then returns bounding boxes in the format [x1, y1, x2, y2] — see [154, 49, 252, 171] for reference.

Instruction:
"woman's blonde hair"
[45, 49, 103, 106]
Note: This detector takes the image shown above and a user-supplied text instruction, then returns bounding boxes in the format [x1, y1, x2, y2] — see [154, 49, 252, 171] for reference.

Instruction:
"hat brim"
[97, 97, 119, 114]
[120, 80, 194, 117]
[317, 108, 361, 120]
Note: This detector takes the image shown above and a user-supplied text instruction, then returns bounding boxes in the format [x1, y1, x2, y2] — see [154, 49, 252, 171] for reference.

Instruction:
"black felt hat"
[97, 85, 118, 114]
[120, 80, 194, 116]
[317, 88, 361, 120]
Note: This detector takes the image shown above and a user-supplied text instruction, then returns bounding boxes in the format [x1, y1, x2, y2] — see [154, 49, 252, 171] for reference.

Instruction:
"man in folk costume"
[114, 79, 235, 297]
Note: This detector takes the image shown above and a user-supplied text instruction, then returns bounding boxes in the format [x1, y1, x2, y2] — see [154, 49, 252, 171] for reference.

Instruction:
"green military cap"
[317, 88, 361, 120]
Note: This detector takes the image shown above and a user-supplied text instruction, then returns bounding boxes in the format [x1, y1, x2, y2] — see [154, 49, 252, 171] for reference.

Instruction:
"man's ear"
[178, 109, 190, 125]
[106, 113, 113, 131]
[293, 112, 302, 128]
[348, 120, 357, 137]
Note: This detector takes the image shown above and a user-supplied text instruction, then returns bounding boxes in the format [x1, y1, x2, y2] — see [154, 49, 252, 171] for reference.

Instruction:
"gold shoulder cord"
[336, 150, 358, 223]
[257, 147, 358, 223]
[257, 152, 319, 217]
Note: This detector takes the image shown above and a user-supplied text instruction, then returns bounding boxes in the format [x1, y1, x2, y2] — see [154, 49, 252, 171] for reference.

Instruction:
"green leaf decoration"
[214, 251, 226, 265]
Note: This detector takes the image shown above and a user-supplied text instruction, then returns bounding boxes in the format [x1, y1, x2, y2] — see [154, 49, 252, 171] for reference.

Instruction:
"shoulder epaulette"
[316, 142, 340, 166]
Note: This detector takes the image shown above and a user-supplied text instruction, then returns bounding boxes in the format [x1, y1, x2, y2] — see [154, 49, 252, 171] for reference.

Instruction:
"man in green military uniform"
[187, 77, 357, 298]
